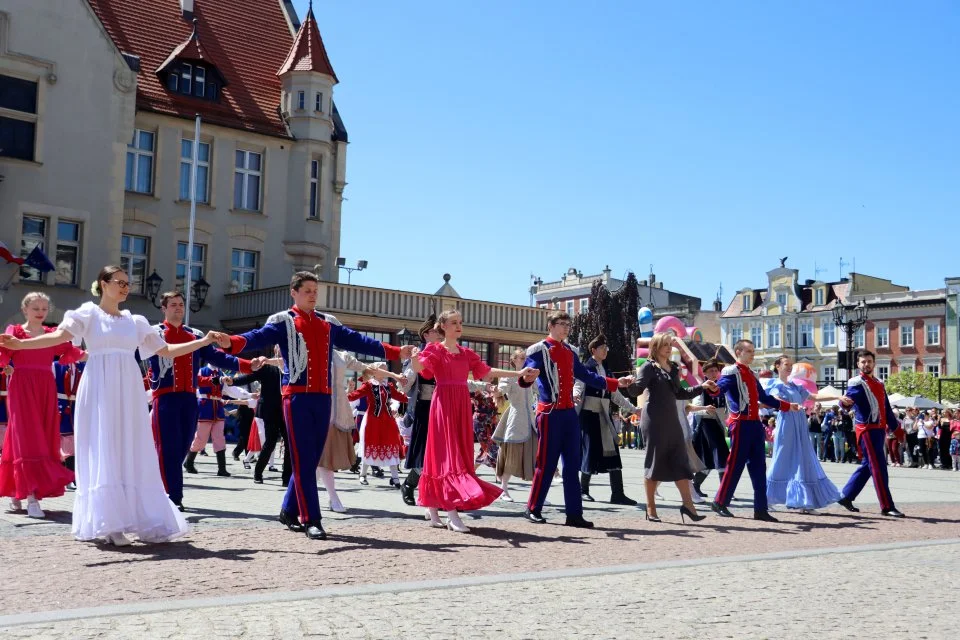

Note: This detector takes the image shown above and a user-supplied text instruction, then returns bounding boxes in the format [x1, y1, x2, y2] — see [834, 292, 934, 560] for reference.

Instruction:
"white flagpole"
[185, 114, 201, 326]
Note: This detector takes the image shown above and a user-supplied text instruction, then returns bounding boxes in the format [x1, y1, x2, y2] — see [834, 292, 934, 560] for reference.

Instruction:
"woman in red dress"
[0, 292, 85, 518]
[411, 310, 538, 533]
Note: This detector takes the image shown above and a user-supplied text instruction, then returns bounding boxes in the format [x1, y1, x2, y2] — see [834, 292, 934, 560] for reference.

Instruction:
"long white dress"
[59, 302, 189, 542]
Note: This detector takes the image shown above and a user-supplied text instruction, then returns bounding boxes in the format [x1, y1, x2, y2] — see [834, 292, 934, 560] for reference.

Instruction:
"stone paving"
[1, 450, 958, 637]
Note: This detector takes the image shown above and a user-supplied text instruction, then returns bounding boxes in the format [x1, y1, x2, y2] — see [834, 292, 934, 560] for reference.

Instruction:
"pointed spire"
[278, 4, 338, 81]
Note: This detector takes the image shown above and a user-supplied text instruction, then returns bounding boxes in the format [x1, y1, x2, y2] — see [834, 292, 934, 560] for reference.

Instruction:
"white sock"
[501, 475, 511, 492]
[390, 465, 399, 481]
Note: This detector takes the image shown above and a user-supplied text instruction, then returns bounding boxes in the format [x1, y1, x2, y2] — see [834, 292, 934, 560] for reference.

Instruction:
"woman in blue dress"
[766, 355, 841, 512]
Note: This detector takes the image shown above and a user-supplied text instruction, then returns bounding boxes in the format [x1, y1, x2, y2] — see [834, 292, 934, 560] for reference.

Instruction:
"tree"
[885, 371, 960, 403]
[569, 274, 637, 377]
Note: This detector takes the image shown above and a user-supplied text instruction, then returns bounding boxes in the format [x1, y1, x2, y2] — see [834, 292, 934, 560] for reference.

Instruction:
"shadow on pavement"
[317, 532, 490, 556]
[82, 542, 314, 567]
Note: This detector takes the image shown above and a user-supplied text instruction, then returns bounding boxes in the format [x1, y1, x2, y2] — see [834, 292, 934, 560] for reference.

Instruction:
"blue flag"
[23, 246, 56, 273]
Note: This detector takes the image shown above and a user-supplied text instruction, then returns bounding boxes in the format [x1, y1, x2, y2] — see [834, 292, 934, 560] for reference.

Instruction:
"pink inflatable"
[789, 362, 818, 409]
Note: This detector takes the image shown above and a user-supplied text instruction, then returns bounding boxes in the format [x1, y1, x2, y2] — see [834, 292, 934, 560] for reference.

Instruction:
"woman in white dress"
[0, 266, 221, 546]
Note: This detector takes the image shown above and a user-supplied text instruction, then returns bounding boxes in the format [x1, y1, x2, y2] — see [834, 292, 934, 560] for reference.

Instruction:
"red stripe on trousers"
[282, 396, 308, 523]
[862, 433, 892, 511]
[527, 413, 550, 511]
[715, 424, 741, 506]
[151, 399, 168, 493]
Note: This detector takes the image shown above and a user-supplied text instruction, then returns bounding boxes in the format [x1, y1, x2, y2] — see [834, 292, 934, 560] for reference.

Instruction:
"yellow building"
[719, 264, 906, 383]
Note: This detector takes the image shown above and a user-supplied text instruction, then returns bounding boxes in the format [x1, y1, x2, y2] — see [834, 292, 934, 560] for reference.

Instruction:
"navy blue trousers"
[281, 393, 332, 523]
[152, 393, 198, 505]
[841, 428, 896, 510]
[527, 408, 583, 517]
[714, 419, 767, 512]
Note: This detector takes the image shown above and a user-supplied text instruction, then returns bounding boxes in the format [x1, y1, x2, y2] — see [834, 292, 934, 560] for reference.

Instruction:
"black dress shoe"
[524, 509, 546, 524]
[837, 497, 859, 512]
[253, 475, 264, 484]
[581, 492, 595, 502]
[753, 510, 779, 522]
[400, 483, 416, 506]
[881, 508, 906, 518]
[278, 510, 304, 532]
[176, 502, 185, 512]
[710, 502, 734, 517]
[565, 515, 594, 529]
[609, 494, 638, 506]
[281, 479, 289, 488]
[372, 467, 385, 478]
[304, 520, 326, 540]
[389, 478, 402, 488]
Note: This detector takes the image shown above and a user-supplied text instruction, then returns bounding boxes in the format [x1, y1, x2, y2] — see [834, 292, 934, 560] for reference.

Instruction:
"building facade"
[946, 277, 960, 377]
[1, 0, 346, 328]
[852, 289, 947, 382]
[720, 264, 907, 381]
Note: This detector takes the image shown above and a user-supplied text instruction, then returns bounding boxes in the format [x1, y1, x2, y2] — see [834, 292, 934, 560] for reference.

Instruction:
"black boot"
[580, 473, 594, 502]
[64, 455, 76, 472]
[184, 452, 198, 474]
[401, 469, 419, 506]
[608, 469, 637, 505]
[216, 450, 231, 477]
[692, 471, 709, 498]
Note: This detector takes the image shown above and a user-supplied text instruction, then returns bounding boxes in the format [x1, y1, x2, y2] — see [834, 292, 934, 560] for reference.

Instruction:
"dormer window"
[165, 63, 219, 101]
[776, 292, 787, 308]
[742, 293, 751, 310]
[815, 287, 825, 306]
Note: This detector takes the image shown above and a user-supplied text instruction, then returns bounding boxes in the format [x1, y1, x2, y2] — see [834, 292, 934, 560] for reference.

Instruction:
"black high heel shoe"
[680, 505, 706, 523]
[644, 511, 661, 523]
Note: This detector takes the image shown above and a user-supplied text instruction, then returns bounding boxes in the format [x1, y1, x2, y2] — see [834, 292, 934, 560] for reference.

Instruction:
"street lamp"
[144, 270, 209, 313]
[396, 327, 418, 347]
[832, 300, 868, 386]
[336, 257, 367, 284]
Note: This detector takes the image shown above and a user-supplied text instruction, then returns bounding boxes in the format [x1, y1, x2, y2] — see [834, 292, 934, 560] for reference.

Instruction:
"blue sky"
[297, 1, 959, 307]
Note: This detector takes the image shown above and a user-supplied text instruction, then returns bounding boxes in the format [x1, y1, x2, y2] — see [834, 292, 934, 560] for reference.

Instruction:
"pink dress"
[0, 325, 84, 500]
[416, 342, 502, 511]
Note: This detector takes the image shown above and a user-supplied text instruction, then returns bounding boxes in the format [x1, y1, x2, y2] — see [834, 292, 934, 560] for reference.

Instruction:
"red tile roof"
[87, 0, 298, 138]
[277, 7, 338, 82]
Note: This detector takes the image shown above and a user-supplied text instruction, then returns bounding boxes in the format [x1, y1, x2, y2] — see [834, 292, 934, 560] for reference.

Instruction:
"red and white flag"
[0, 241, 24, 265]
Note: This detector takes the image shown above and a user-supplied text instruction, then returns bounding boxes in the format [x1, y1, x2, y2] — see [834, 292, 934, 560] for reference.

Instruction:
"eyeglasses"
[111, 280, 131, 289]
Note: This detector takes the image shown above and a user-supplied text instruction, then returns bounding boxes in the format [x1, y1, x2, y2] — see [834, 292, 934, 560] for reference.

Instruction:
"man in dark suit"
[225, 347, 290, 485]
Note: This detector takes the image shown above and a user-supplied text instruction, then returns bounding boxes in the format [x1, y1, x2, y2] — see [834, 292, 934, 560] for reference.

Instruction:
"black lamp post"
[832, 300, 868, 387]
[144, 271, 209, 313]
[145, 270, 164, 309]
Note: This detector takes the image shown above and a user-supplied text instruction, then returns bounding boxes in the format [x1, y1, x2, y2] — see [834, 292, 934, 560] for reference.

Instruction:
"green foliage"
[885, 370, 960, 403]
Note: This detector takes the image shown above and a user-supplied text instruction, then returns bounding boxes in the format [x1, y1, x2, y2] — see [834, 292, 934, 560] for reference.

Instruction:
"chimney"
[713, 298, 723, 312]
[804, 279, 815, 286]
[181, 0, 194, 18]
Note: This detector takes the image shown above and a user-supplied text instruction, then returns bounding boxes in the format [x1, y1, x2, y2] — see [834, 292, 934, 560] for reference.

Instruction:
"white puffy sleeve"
[58, 302, 93, 345]
[134, 314, 165, 359]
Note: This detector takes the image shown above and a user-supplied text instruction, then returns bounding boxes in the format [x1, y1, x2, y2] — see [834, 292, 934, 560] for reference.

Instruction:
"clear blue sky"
[297, 1, 959, 307]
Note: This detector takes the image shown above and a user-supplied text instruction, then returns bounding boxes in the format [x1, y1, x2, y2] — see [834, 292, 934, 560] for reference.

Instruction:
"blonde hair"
[435, 309, 462, 337]
[21, 291, 51, 310]
[648, 332, 674, 363]
[511, 347, 526, 368]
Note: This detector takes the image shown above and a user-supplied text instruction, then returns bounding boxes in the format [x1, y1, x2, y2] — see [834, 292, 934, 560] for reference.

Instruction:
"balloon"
[638, 307, 654, 338]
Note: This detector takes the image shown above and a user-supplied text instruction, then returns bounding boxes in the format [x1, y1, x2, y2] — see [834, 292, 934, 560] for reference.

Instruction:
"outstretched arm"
[0, 329, 74, 351]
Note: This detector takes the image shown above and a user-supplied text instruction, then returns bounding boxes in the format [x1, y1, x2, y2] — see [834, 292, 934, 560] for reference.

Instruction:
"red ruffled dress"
[0, 325, 84, 500]
[416, 343, 502, 511]
[348, 381, 407, 466]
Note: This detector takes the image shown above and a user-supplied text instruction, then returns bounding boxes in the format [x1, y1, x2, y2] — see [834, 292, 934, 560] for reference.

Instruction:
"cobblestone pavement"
[3, 541, 957, 639]
[1, 450, 958, 637]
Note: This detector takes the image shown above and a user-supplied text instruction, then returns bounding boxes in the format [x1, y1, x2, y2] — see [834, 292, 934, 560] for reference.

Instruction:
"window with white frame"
[496, 344, 519, 370]
[854, 326, 865, 349]
[461, 340, 490, 366]
[730, 324, 743, 345]
[309, 158, 320, 218]
[776, 292, 787, 308]
[926, 322, 940, 346]
[876, 325, 889, 348]
[767, 321, 781, 348]
[566, 300, 575, 316]
[876, 364, 890, 382]
[0, 74, 39, 161]
[315, 92, 323, 112]
[179, 139, 210, 203]
[799, 321, 814, 348]
[926, 363, 941, 377]
[125, 129, 155, 193]
[120, 234, 149, 295]
[352, 331, 393, 364]
[54, 221, 81, 286]
[233, 150, 262, 210]
[176, 241, 206, 290]
[580, 298, 589, 314]
[19, 215, 46, 282]
[900, 324, 914, 348]
[742, 293, 751, 310]
[231, 249, 258, 292]
[821, 366, 836, 383]
[785, 321, 794, 348]
[821, 320, 836, 347]
[750, 323, 763, 349]
[815, 288, 824, 306]
[296, 91, 305, 110]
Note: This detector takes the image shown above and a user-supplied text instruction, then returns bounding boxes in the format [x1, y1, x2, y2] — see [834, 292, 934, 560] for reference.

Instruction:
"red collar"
[545, 337, 563, 348]
[291, 306, 315, 320]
